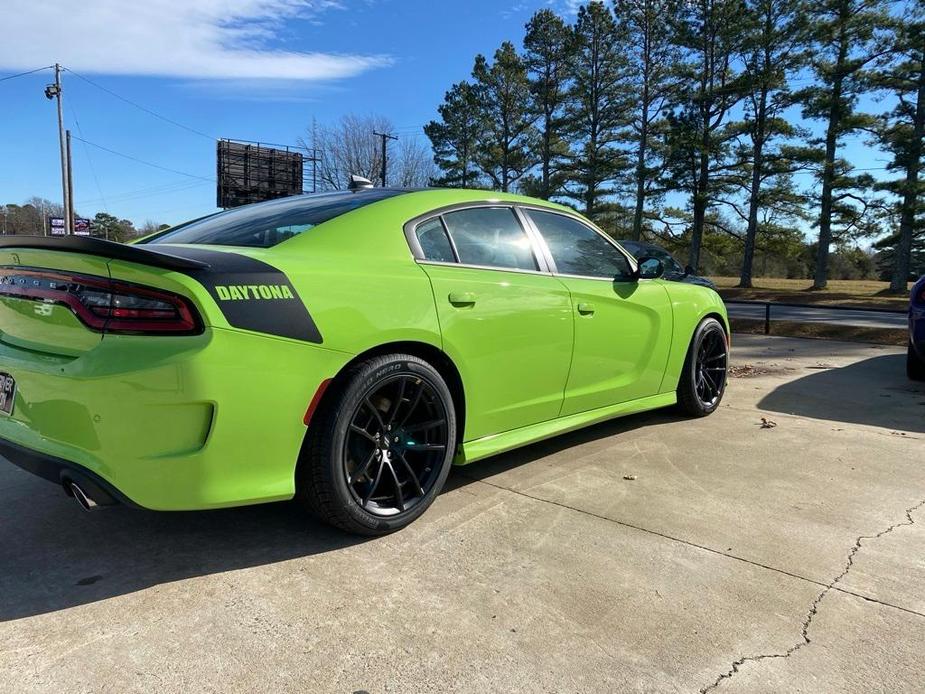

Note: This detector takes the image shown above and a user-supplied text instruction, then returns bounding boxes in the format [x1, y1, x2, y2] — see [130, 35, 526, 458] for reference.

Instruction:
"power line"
[63, 67, 215, 141]
[66, 99, 109, 214]
[0, 65, 54, 83]
[76, 180, 210, 207]
[70, 135, 215, 182]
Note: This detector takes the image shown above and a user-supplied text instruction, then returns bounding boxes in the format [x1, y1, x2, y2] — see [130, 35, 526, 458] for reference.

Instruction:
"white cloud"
[0, 0, 391, 81]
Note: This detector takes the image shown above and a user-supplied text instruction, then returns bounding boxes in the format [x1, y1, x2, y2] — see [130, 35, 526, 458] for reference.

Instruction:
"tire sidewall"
[327, 356, 456, 534]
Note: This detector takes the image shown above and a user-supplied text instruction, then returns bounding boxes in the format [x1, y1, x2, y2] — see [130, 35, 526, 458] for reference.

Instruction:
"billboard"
[49, 217, 92, 236]
[217, 140, 304, 209]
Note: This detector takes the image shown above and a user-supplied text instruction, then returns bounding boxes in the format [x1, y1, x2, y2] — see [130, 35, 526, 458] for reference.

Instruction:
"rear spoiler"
[0, 235, 210, 272]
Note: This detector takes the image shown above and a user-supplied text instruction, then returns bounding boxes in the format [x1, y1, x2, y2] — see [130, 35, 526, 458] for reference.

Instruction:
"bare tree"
[301, 114, 433, 190]
[393, 137, 436, 188]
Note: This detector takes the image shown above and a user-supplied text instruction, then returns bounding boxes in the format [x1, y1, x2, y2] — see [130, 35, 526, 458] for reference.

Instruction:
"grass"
[730, 317, 908, 346]
[710, 276, 912, 310]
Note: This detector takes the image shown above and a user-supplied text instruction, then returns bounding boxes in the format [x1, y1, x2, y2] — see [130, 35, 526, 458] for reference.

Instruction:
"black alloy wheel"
[344, 374, 449, 517]
[298, 354, 457, 535]
[694, 326, 728, 408]
[677, 318, 728, 417]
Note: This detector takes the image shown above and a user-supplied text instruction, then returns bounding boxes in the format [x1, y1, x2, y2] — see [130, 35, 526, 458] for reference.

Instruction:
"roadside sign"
[74, 218, 91, 236]
[48, 217, 92, 236]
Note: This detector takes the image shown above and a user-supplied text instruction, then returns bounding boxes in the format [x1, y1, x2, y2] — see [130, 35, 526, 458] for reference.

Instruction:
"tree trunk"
[690, 127, 710, 271]
[631, 102, 649, 242]
[813, 6, 849, 291]
[890, 49, 925, 294]
[740, 140, 763, 289]
[741, 76, 770, 289]
[813, 122, 838, 289]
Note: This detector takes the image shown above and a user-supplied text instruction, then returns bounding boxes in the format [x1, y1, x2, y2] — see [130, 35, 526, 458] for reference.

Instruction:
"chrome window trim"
[515, 204, 639, 280]
[416, 259, 555, 277]
[403, 202, 552, 274]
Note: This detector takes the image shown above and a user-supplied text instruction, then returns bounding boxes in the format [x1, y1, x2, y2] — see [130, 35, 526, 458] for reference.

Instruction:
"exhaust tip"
[68, 481, 100, 512]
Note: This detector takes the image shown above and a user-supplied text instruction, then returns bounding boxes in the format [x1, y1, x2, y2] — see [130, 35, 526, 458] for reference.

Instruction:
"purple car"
[910, 275, 925, 381]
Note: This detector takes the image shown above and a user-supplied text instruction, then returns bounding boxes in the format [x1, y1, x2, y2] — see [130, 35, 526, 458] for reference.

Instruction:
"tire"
[677, 317, 729, 417]
[908, 342, 925, 381]
[298, 354, 457, 536]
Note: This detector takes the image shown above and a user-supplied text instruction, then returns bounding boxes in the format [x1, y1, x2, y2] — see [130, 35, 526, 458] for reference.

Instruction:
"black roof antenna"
[348, 175, 374, 191]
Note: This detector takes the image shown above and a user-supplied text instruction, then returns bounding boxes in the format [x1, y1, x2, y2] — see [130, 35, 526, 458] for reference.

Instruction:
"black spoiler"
[0, 235, 210, 272]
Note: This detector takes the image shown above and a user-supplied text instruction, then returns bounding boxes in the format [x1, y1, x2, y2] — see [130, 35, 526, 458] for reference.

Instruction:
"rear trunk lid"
[0, 237, 208, 357]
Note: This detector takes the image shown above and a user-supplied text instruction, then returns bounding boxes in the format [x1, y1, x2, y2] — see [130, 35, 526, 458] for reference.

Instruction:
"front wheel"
[298, 354, 457, 536]
[908, 342, 925, 381]
[677, 318, 729, 417]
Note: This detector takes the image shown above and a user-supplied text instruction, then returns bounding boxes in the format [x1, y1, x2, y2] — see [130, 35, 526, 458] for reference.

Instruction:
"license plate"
[0, 373, 15, 417]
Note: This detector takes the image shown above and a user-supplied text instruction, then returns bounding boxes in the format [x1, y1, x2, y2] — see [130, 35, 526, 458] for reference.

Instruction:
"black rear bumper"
[0, 437, 137, 508]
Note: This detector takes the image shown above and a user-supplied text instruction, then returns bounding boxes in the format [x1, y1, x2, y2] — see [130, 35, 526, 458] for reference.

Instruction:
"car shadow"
[757, 354, 925, 433]
[0, 409, 683, 622]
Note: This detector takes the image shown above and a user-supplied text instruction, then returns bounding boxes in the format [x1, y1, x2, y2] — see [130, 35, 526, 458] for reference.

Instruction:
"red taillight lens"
[0, 268, 201, 335]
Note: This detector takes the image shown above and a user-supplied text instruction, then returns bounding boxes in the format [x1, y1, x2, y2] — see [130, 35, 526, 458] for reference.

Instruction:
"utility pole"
[373, 131, 398, 187]
[66, 129, 75, 233]
[45, 64, 72, 235]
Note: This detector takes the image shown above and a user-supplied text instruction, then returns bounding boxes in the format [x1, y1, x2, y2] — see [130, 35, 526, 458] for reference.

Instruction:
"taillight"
[0, 268, 201, 335]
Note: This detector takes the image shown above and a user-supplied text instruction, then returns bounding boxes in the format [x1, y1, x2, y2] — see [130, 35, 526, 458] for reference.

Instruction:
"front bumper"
[0, 326, 349, 510]
[911, 304, 925, 356]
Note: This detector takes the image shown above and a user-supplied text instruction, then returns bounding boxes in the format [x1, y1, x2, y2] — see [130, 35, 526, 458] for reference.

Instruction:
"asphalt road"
[1, 335, 923, 692]
[726, 301, 908, 329]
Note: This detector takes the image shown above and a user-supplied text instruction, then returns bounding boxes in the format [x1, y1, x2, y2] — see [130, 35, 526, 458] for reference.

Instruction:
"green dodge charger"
[0, 188, 729, 534]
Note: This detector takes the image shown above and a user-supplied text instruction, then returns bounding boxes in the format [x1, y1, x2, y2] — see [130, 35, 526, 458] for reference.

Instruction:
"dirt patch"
[729, 363, 794, 378]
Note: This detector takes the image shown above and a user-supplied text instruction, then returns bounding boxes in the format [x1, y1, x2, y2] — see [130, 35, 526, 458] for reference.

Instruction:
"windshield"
[144, 189, 407, 248]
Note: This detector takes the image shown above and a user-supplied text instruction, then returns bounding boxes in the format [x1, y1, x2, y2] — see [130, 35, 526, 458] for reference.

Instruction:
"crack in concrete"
[463, 475, 925, 620]
[699, 497, 925, 693]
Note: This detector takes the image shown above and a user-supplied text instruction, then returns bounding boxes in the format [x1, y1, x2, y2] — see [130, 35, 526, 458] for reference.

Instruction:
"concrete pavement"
[1, 335, 923, 692]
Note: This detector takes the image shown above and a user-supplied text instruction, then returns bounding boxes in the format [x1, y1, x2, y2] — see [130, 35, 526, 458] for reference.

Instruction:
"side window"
[441, 208, 538, 271]
[527, 210, 633, 280]
[415, 218, 456, 263]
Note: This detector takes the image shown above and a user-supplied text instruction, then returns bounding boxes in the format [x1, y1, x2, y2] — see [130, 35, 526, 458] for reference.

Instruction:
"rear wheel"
[677, 318, 728, 417]
[298, 354, 457, 535]
[908, 342, 925, 381]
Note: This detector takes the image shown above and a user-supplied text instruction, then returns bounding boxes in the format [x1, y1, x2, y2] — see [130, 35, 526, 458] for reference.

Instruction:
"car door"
[407, 206, 574, 441]
[522, 207, 673, 417]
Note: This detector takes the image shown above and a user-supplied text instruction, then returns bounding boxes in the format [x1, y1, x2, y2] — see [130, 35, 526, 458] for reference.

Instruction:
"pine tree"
[736, 0, 810, 287]
[564, 1, 631, 218]
[521, 9, 573, 200]
[669, 0, 749, 270]
[613, 0, 681, 241]
[873, 4, 925, 292]
[798, 0, 891, 289]
[425, 82, 483, 188]
[470, 42, 537, 192]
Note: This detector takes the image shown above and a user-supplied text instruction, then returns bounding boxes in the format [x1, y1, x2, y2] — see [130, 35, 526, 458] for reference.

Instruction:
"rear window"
[144, 189, 406, 248]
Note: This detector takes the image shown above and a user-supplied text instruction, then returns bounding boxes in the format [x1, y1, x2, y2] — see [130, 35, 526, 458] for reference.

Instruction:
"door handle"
[577, 302, 595, 315]
[448, 291, 477, 307]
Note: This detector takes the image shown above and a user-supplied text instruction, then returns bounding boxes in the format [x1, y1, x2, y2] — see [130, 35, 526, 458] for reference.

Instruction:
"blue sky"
[0, 0, 892, 229]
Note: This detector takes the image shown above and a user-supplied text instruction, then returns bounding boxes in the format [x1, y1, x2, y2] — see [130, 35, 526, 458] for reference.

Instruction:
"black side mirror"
[635, 256, 664, 280]
[684, 265, 695, 277]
